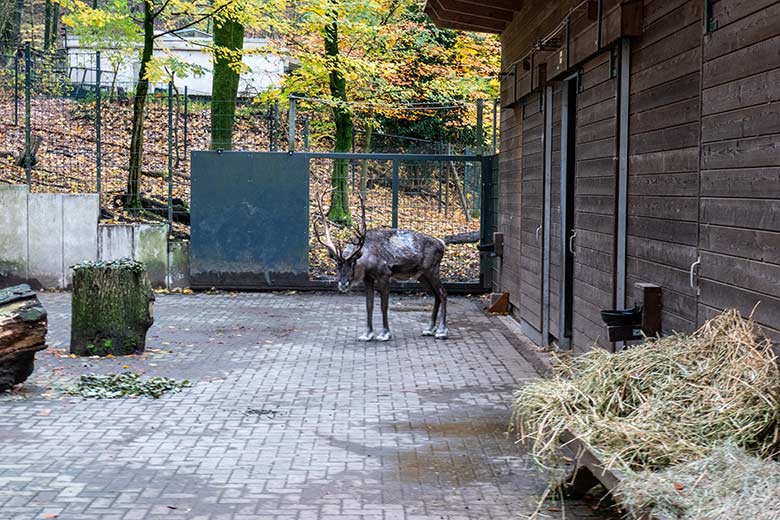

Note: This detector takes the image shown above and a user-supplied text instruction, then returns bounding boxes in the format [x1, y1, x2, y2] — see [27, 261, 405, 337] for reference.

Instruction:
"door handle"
[535, 225, 542, 243]
[569, 230, 577, 256]
[690, 256, 701, 294]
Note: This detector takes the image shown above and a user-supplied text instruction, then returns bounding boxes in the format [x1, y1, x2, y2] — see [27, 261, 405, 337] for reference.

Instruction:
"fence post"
[13, 51, 18, 126]
[303, 117, 309, 152]
[95, 51, 102, 200]
[272, 99, 279, 151]
[267, 106, 273, 151]
[476, 98, 484, 156]
[183, 85, 188, 163]
[445, 143, 450, 217]
[287, 96, 296, 153]
[24, 42, 31, 185]
[437, 144, 443, 213]
[391, 160, 399, 228]
[167, 81, 173, 227]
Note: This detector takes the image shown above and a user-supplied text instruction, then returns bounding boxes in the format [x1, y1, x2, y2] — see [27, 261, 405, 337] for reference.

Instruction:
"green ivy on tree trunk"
[324, 0, 353, 226]
[210, 15, 244, 150]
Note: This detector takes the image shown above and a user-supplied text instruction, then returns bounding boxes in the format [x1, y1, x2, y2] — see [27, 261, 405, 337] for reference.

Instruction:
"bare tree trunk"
[449, 161, 471, 222]
[43, 0, 50, 49]
[126, 0, 154, 209]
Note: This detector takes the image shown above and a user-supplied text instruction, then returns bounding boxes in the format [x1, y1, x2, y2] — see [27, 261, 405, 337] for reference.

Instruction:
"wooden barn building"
[426, 0, 780, 351]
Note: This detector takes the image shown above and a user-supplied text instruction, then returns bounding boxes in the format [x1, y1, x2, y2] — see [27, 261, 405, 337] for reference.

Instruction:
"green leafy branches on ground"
[70, 372, 190, 399]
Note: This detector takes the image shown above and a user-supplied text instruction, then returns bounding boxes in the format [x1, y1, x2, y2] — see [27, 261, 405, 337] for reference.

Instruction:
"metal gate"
[190, 151, 496, 291]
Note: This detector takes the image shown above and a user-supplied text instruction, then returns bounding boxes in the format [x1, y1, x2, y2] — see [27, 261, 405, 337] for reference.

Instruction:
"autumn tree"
[268, 0, 499, 223]
[64, 0, 236, 209]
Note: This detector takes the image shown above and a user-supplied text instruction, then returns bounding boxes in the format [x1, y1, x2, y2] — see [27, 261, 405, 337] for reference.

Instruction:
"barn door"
[565, 52, 617, 350]
[518, 92, 546, 342]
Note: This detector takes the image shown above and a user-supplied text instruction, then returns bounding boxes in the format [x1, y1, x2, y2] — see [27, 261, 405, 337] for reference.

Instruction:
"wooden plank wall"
[496, 0, 780, 349]
[698, 0, 780, 339]
[519, 92, 545, 329]
[496, 105, 524, 306]
[625, 0, 703, 334]
[572, 50, 618, 350]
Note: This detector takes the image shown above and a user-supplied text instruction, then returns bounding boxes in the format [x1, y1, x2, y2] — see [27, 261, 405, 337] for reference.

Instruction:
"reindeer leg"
[358, 278, 375, 341]
[375, 279, 392, 341]
[429, 276, 448, 340]
[419, 275, 439, 336]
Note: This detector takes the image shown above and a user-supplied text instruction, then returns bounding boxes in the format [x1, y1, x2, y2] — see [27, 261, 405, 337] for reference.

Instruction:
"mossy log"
[70, 259, 154, 356]
[0, 284, 48, 391]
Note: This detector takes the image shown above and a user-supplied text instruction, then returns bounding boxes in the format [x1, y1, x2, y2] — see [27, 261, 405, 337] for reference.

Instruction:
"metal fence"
[0, 45, 497, 283]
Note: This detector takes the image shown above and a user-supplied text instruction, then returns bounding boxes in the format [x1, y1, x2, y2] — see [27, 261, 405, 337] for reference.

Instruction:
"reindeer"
[314, 191, 448, 341]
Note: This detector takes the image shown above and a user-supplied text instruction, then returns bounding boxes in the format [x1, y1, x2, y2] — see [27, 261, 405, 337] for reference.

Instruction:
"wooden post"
[70, 259, 154, 356]
[0, 285, 47, 391]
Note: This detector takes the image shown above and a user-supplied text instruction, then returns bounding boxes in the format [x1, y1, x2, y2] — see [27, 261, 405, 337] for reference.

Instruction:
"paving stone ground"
[0, 292, 616, 520]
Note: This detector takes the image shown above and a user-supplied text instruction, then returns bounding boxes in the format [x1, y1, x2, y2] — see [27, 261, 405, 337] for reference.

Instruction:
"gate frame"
[190, 151, 497, 294]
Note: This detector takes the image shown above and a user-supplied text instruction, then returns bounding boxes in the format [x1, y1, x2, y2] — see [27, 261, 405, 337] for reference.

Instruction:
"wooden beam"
[451, 0, 523, 11]
[426, 3, 507, 33]
[432, 0, 516, 21]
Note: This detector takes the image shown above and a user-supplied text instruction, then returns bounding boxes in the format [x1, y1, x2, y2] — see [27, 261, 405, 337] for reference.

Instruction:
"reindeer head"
[314, 190, 367, 293]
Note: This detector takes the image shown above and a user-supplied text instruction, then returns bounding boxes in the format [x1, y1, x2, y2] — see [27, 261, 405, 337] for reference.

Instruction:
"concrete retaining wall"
[97, 224, 169, 287]
[0, 185, 190, 289]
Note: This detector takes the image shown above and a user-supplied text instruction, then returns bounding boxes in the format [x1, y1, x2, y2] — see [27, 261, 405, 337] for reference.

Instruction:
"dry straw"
[512, 310, 780, 472]
[617, 445, 780, 519]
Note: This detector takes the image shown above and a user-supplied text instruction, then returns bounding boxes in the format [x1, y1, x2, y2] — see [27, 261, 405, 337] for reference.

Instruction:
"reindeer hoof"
[434, 328, 449, 340]
[358, 332, 375, 341]
[375, 331, 392, 342]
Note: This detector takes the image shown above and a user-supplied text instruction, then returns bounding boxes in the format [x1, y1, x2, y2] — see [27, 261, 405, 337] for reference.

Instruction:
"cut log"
[140, 196, 190, 225]
[444, 231, 480, 245]
[70, 259, 154, 356]
[14, 134, 42, 168]
[0, 284, 47, 391]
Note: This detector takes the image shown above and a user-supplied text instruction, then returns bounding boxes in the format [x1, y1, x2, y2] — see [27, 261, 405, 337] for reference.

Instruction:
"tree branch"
[152, 0, 173, 19]
[152, 1, 233, 40]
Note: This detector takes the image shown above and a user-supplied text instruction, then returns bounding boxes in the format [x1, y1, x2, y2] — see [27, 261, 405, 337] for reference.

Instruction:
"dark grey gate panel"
[190, 151, 310, 289]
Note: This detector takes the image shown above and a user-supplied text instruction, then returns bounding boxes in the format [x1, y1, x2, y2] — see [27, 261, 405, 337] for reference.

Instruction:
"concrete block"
[27, 193, 63, 288]
[134, 224, 168, 288]
[63, 194, 99, 287]
[0, 185, 28, 285]
[98, 224, 134, 262]
[167, 240, 190, 289]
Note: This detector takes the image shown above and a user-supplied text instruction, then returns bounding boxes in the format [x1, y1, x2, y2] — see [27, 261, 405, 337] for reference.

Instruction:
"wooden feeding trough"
[557, 429, 655, 520]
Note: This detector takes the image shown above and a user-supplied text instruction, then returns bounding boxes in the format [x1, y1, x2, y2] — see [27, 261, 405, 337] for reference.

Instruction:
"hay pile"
[512, 310, 780, 471]
[617, 446, 780, 519]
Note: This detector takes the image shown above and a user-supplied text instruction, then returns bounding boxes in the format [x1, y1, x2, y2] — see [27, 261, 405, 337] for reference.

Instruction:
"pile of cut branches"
[70, 372, 190, 399]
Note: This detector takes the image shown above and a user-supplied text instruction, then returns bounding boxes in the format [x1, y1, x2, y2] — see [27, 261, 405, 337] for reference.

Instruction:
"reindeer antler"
[344, 192, 367, 261]
[313, 188, 340, 258]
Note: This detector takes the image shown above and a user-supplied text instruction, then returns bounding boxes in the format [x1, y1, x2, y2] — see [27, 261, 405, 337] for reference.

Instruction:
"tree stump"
[70, 259, 154, 356]
[0, 284, 48, 391]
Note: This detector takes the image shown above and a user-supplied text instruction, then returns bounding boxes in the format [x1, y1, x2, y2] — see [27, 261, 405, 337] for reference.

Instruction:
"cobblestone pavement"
[0, 292, 616, 520]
